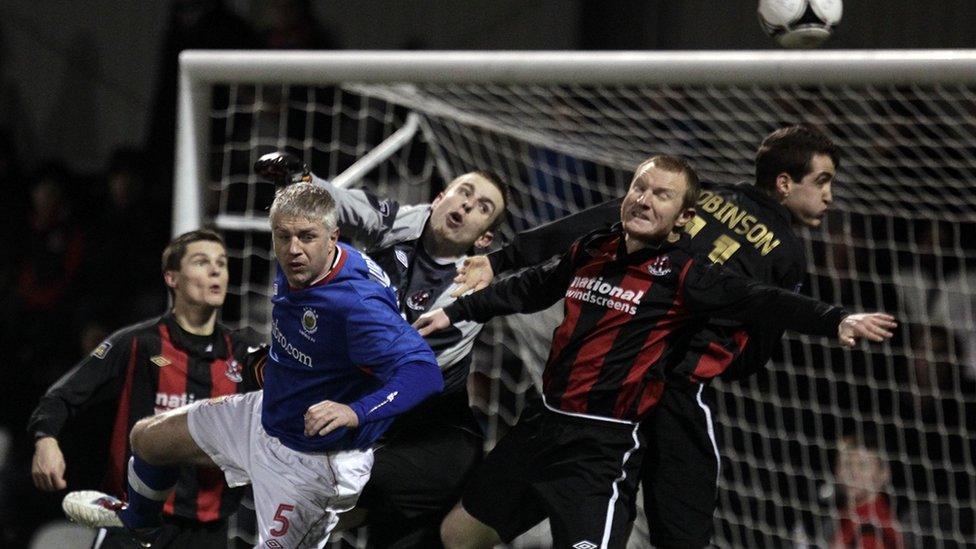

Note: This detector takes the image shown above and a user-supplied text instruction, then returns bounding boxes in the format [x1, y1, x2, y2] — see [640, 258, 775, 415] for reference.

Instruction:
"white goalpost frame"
[173, 49, 976, 236]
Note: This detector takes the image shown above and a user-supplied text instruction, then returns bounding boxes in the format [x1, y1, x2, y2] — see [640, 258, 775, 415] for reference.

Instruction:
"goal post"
[176, 50, 976, 547]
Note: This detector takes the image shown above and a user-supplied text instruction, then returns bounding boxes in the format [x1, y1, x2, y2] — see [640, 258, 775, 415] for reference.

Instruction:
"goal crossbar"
[174, 49, 976, 236]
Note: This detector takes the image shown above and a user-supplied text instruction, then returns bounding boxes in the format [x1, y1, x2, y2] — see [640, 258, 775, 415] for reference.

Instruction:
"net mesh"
[203, 77, 976, 547]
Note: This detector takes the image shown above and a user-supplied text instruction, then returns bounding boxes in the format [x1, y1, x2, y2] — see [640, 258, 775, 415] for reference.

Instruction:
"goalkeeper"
[451, 126, 842, 548]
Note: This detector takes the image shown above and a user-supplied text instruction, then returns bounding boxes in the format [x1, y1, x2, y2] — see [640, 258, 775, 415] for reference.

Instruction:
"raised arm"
[308, 173, 402, 248]
[255, 152, 401, 248]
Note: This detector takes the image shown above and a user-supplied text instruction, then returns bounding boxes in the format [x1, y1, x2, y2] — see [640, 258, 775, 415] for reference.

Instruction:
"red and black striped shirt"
[447, 225, 844, 423]
[29, 313, 261, 522]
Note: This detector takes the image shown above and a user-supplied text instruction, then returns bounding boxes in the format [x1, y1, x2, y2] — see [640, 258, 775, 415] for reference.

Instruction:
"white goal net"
[177, 51, 976, 547]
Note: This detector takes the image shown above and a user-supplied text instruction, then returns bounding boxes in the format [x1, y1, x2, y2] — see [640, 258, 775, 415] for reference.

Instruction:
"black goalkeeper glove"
[253, 152, 311, 186]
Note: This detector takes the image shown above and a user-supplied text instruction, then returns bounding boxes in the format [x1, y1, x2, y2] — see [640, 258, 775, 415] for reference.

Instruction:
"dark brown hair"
[755, 125, 840, 192]
[161, 229, 225, 299]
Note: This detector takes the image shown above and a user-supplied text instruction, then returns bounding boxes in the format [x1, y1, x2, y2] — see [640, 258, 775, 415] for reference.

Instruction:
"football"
[758, 0, 843, 49]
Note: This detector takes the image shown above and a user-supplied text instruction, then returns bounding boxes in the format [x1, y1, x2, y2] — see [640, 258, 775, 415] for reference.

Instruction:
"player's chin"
[624, 218, 662, 239]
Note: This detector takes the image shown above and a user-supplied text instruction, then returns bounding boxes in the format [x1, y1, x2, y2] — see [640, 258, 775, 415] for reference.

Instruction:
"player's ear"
[431, 191, 446, 208]
[473, 230, 494, 249]
[775, 172, 793, 199]
[163, 269, 179, 291]
[673, 207, 696, 229]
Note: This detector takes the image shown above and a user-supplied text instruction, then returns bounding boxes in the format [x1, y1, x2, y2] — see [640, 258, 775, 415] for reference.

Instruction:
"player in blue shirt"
[62, 182, 443, 547]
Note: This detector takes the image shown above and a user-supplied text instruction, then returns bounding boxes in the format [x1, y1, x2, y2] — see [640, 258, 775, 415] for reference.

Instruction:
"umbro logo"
[91, 341, 112, 359]
[150, 355, 172, 367]
[572, 541, 597, 549]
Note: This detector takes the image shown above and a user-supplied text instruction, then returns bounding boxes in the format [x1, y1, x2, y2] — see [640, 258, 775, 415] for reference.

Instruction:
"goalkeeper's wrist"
[34, 434, 58, 447]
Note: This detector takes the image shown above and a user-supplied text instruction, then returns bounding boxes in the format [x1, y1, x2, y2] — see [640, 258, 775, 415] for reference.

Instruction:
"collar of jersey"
[735, 181, 793, 226]
[610, 222, 682, 264]
[161, 312, 227, 358]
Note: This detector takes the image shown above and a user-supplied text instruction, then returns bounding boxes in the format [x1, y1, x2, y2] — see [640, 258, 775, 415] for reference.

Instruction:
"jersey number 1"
[684, 217, 741, 265]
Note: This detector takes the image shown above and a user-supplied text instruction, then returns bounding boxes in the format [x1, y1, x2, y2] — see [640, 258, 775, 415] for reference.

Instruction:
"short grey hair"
[269, 182, 338, 232]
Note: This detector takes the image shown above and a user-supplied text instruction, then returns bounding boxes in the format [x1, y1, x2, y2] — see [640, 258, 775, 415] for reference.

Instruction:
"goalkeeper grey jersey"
[311, 174, 483, 395]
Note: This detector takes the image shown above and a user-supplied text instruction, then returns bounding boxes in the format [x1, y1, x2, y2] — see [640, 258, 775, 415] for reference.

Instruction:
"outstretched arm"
[494, 197, 619, 270]
[683, 261, 895, 347]
[255, 152, 401, 248]
[418, 246, 579, 336]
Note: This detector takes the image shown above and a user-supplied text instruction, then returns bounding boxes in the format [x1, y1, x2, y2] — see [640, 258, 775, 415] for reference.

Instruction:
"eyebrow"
[478, 197, 497, 210]
[187, 252, 227, 260]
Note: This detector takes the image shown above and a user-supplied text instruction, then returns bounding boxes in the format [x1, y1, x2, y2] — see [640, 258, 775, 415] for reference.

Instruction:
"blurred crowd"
[0, 1, 339, 545]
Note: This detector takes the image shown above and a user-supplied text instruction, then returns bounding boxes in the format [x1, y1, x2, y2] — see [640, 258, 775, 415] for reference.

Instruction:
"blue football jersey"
[262, 242, 442, 452]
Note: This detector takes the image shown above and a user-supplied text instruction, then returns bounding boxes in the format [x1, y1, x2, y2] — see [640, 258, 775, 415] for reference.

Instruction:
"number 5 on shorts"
[270, 503, 295, 536]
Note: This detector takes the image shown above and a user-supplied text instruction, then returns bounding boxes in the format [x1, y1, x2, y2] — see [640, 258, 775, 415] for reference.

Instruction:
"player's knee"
[440, 507, 464, 549]
[130, 415, 164, 463]
[440, 505, 494, 549]
[130, 411, 188, 465]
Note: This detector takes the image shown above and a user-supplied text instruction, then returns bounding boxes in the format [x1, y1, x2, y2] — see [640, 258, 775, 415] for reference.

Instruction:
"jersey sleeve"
[310, 173, 400, 248]
[488, 197, 621, 274]
[721, 255, 807, 381]
[682, 259, 847, 337]
[27, 330, 135, 439]
[344, 290, 443, 426]
[448, 240, 581, 324]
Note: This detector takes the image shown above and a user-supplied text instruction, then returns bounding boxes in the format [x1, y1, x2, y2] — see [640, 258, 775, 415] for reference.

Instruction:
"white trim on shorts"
[600, 422, 642, 548]
[695, 383, 721, 486]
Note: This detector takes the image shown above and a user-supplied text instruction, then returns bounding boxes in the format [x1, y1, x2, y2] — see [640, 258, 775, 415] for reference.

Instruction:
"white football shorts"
[187, 391, 372, 548]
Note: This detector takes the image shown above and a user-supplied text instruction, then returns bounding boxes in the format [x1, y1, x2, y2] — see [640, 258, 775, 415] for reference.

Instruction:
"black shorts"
[462, 403, 644, 547]
[640, 384, 720, 548]
[356, 391, 484, 547]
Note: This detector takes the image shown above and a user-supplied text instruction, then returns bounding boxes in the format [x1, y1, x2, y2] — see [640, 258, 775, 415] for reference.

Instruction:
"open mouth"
[629, 209, 651, 223]
[446, 211, 463, 228]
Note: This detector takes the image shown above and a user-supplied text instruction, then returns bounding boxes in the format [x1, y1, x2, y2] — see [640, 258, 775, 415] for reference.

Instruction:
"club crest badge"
[647, 256, 672, 276]
[224, 358, 243, 383]
[301, 307, 319, 335]
[406, 289, 432, 311]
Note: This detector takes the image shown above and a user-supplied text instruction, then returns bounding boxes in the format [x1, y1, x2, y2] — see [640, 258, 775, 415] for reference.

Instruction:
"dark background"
[2, 1, 975, 547]
[3, 0, 976, 174]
